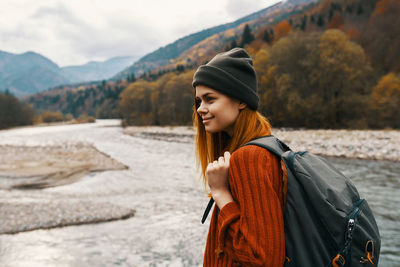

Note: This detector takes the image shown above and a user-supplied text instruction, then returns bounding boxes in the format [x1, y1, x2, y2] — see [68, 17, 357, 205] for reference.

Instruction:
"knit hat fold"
[192, 48, 259, 110]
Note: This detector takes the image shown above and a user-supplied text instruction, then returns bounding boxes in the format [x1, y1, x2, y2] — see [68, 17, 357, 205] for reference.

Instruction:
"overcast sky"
[0, 0, 281, 67]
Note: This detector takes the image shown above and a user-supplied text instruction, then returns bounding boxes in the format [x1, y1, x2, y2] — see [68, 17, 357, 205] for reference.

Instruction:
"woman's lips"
[202, 117, 213, 124]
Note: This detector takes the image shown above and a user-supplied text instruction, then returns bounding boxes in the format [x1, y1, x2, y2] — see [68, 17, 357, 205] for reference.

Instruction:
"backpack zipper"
[340, 199, 364, 258]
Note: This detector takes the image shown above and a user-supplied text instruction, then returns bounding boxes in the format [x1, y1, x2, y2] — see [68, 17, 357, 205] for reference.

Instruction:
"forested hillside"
[26, 0, 400, 129]
[28, 80, 126, 119]
[112, 0, 292, 80]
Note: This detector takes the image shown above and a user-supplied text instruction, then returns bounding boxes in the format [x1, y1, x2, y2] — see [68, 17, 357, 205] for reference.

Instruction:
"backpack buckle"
[360, 240, 375, 266]
[332, 253, 346, 267]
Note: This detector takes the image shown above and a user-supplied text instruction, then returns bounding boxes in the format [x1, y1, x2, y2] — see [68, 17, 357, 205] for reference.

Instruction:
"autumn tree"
[314, 29, 373, 128]
[119, 70, 195, 126]
[254, 30, 373, 128]
[358, 0, 400, 72]
[370, 72, 400, 128]
[273, 21, 292, 41]
[41, 111, 65, 123]
[0, 92, 34, 129]
[327, 13, 344, 29]
[155, 71, 194, 125]
[119, 80, 154, 125]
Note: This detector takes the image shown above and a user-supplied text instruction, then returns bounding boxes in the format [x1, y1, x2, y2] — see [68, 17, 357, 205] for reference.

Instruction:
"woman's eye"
[195, 99, 201, 108]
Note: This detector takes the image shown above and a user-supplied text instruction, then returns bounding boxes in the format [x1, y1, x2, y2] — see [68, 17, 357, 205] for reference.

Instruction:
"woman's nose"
[197, 102, 207, 114]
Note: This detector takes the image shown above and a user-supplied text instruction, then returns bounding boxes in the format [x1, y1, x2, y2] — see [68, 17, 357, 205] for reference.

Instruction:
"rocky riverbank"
[123, 126, 400, 162]
[1, 123, 398, 236]
[0, 137, 133, 235]
[0, 142, 128, 189]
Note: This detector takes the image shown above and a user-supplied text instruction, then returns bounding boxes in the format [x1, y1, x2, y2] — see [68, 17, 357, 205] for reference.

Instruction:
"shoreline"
[0, 143, 128, 189]
[0, 141, 131, 235]
[123, 126, 400, 162]
[1, 123, 398, 235]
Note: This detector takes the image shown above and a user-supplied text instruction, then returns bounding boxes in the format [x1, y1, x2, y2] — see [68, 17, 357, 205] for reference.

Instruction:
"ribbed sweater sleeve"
[203, 145, 285, 267]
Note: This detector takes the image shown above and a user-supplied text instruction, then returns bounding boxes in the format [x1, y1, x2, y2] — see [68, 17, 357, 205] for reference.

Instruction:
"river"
[0, 120, 398, 266]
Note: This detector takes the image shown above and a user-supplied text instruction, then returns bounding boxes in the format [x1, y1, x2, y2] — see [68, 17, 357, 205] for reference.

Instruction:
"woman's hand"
[206, 151, 234, 209]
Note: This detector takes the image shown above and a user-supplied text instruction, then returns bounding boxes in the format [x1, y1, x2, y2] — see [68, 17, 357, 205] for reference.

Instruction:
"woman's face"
[195, 85, 246, 136]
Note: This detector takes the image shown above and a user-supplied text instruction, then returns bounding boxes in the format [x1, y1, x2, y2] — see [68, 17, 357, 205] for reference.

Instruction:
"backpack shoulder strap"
[244, 135, 291, 157]
[245, 135, 291, 210]
[201, 135, 291, 224]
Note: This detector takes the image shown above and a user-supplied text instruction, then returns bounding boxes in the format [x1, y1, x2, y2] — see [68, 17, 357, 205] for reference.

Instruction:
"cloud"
[31, 3, 82, 25]
[225, 0, 279, 18]
[0, 0, 279, 66]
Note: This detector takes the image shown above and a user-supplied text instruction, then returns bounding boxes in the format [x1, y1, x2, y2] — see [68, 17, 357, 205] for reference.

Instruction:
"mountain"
[113, 0, 320, 80]
[0, 51, 138, 96]
[0, 51, 69, 96]
[112, 1, 286, 80]
[61, 56, 138, 83]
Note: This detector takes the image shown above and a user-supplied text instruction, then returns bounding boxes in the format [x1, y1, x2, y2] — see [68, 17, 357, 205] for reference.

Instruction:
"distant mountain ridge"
[4, 0, 317, 97]
[113, 0, 319, 80]
[61, 56, 137, 84]
[112, 1, 285, 80]
[0, 51, 69, 96]
[0, 51, 138, 96]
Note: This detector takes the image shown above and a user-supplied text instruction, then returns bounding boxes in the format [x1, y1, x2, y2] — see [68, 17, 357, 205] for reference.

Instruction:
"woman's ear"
[238, 102, 247, 110]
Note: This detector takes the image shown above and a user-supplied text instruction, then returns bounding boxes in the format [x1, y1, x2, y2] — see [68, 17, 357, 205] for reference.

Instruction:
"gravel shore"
[1, 124, 397, 236]
[0, 143, 128, 189]
[0, 140, 132, 235]
[0, 201, 135, 235]
[123, 126, 400, 162]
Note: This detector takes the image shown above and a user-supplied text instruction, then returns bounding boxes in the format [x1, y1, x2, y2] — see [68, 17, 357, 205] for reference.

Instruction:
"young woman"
[192, 48, 286, 266]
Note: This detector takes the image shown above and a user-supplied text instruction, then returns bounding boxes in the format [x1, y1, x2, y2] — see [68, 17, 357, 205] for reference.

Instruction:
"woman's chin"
[204, 126, 218, 134]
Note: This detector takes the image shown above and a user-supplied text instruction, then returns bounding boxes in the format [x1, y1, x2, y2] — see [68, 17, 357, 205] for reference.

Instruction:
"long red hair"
[193, 101, 271, 185]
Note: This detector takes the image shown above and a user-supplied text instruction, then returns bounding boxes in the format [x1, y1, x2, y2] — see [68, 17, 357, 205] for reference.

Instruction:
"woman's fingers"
[207, 152, 230, 173]
[224, 151, 230, 165]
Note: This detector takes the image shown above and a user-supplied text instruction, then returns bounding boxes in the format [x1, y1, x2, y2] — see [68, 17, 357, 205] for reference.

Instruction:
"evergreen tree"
[357, 4, 364, 14]
[329, 8, 334, 21]
[346, 5, 353, 13]
[300, 15, 307, 31]
[241, 24, 255, 47]
[230, 40, 238, 49]
[310, 15, 316, 24]
[263, 30, 272, 43]
[317, 15, 325, 26]
[176, 64, 185, 72]
[127, 73, 136, 82]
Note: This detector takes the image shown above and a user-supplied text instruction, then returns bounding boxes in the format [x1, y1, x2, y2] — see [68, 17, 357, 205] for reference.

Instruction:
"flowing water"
[0, 120, 398, 267]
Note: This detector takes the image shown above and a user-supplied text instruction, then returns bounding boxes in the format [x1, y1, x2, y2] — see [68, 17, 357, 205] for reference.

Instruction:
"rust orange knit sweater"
[203, 145, 286, 267]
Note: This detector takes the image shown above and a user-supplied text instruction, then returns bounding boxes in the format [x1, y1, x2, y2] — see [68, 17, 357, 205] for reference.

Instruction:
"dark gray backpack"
[246, 135, 381, 267]
[201, 135, 381, 266]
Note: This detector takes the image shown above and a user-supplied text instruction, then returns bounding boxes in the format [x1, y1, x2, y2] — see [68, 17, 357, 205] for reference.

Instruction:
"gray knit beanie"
[192, 47, 259, 110]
